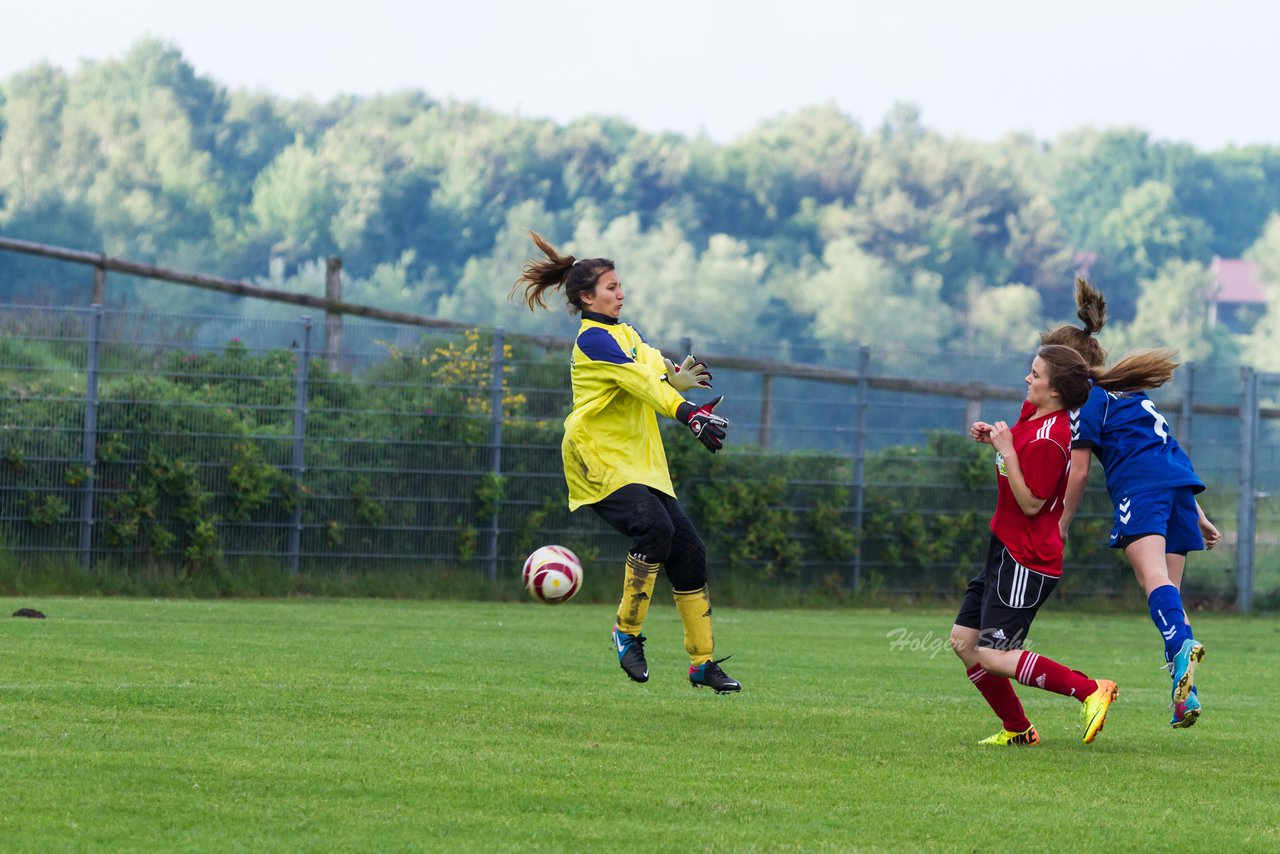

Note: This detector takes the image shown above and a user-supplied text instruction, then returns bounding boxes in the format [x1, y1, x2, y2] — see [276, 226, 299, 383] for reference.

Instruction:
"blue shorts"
[1109, 486, 1204, 553]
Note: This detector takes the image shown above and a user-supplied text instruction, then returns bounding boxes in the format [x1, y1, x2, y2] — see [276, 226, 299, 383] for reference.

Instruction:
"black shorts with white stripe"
[954, 535, 1059, 651]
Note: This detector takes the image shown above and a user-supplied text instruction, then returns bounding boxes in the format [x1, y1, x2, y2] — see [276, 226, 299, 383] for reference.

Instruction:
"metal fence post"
[1180, 362, 1195, 458]
[1236, 367, 1258, 614]
[486, 329, 505, 582]
[78, 304, 103, 571]
[851, 344, 871, 591]
[289, 316, 312, 575]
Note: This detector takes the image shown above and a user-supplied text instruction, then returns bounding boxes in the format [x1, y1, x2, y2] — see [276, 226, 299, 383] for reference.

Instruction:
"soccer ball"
[522, 545, 583, 604]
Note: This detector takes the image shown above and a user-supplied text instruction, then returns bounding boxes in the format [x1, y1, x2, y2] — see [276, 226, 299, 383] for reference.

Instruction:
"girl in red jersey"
[949, 344, 1119, 746]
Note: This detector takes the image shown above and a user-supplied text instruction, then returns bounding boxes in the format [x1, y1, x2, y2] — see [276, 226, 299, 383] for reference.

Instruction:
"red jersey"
[989, 400, 1072, 576]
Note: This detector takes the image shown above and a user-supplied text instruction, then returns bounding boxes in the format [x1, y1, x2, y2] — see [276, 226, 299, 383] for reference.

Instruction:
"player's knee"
[635, 515, 674, 564]
[976, 646, 1014, 677]
[664, 529, 706, 589]
[950, 626, 978, 665]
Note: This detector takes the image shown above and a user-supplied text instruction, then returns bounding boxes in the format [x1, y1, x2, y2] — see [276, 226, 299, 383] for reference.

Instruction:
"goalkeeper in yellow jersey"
[512, 231, 740, 693]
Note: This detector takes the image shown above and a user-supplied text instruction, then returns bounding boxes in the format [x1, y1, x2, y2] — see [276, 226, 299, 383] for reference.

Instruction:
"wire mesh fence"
[1, 302, 1276, 608]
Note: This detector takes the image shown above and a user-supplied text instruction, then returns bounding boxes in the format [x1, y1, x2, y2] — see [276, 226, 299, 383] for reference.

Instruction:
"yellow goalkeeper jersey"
[562, 312, 686, 510]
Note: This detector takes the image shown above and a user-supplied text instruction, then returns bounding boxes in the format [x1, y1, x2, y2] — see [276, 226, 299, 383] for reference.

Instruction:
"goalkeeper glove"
[663, 355, 713, 392]
[676, 395, 728, 453]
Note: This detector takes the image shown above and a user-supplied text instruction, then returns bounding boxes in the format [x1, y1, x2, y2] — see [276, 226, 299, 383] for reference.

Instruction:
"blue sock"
[1148, 584, 1193, 662]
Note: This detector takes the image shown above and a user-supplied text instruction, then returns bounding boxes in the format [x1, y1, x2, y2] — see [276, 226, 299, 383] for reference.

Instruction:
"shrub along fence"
[0, 303, 1276, 609]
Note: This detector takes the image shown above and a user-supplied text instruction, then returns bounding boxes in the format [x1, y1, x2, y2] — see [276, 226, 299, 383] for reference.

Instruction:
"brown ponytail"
[1091, 349, 1179, 394]
[1040, 277, 1109, 368]
[511, 231, 615, 313]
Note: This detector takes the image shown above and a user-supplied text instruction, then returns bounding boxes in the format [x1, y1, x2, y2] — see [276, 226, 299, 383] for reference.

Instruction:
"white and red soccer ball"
[522, 545, 583, 604]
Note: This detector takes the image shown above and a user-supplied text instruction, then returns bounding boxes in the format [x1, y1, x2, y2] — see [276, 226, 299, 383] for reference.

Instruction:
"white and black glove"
[676, 395, 728, 453]
[663, 355, 713, 392]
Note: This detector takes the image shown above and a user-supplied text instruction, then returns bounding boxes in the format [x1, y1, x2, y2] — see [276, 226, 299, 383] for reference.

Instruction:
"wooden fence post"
[325, 257, 343, 371]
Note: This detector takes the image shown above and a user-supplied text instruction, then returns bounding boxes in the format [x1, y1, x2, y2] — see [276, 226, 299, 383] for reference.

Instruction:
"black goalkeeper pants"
[588, 484, 708, 591]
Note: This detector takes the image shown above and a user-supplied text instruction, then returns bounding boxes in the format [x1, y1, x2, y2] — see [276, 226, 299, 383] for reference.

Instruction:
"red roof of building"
[1213, 258, 1268, 304]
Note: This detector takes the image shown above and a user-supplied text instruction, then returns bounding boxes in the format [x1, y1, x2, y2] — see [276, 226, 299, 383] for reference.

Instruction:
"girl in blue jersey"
[512, 231, 742, 694]
[1047, 279, 1221, 729]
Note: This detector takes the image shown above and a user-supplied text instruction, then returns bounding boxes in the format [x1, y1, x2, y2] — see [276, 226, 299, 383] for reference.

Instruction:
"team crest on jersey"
[995, 451, 1007, 477]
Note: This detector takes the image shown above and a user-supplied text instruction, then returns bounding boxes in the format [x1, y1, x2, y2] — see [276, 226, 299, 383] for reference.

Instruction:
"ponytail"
[511, 231, 615, 314]
[1039, 278, 1177, 394]
[1091, 349, 1179, 394]
[1040, 277, 1108, 368]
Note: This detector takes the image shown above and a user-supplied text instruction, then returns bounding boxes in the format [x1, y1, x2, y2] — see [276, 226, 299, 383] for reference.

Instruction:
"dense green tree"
[566, 212, 699, 344]
[5, 41, 1280, 374]
[216, 92, 300, 212]
[788, 237, 953, 350]
[434, 200, 577, 334]
[840, 105, 1036, 304]
[603, 128, 692, 228]
[1053, 129, 1163, 252]
[729, 105, 868, 216]
[49, 41, 229, 261]
[1170, 147, 1279, 258]
[250, 137, 339, 257]
[1245, 213, 1280, 285]
[1094, 180, 1213, 319]
[1001, 195, 1077, 316]
[961, 283, 1043, 357]
[1110, 260, 1219, 362]
[0, 63, 68, 217]
[1241, 215, 1280, 368]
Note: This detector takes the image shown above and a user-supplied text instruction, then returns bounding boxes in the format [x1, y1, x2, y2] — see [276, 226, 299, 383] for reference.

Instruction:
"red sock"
[1016, 652, 1097, 701]
[966, 664, 1031, 732]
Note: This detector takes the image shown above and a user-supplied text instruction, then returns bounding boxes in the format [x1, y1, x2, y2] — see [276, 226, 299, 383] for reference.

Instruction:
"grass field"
[1, 597, 1276, 852]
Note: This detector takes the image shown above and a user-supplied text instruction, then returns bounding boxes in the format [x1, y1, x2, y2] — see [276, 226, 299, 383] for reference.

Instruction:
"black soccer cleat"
[612, 624, 649, 683]
[689, 656, 741, 694]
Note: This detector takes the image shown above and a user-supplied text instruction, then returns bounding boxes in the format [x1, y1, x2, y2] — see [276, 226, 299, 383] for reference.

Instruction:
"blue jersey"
[1072, 385, 1203, 499]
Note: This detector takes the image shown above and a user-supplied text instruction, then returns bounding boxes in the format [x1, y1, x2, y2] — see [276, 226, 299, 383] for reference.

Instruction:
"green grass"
[0, 598, 1277, 852]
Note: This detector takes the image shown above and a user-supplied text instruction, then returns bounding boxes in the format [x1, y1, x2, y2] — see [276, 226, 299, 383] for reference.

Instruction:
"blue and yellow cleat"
[978, 725, 1040, 746]
[612, 624, 649, 683]
[1170, 690, 1201, 729]
[1171, 639, 1205, 706]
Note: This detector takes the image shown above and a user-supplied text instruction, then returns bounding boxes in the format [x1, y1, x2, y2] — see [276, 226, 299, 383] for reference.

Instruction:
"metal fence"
[1, 301, 1277, 609]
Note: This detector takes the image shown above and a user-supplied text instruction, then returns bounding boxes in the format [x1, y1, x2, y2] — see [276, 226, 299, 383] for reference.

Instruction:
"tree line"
[4, 40, 1280, 367]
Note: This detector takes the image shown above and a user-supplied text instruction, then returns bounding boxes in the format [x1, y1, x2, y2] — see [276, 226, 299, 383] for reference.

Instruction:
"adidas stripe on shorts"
[954, 535, 1058, 651]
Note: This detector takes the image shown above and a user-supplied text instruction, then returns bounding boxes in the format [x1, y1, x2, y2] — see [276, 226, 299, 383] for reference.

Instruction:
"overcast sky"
[3, 0, 1275, 150]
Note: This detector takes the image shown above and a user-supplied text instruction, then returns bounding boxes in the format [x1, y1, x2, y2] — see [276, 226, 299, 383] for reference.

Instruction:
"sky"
[2, 0, 1277, 151]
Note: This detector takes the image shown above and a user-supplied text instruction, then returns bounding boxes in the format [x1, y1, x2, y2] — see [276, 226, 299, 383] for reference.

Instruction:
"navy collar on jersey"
[580, 310, 619, 325]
